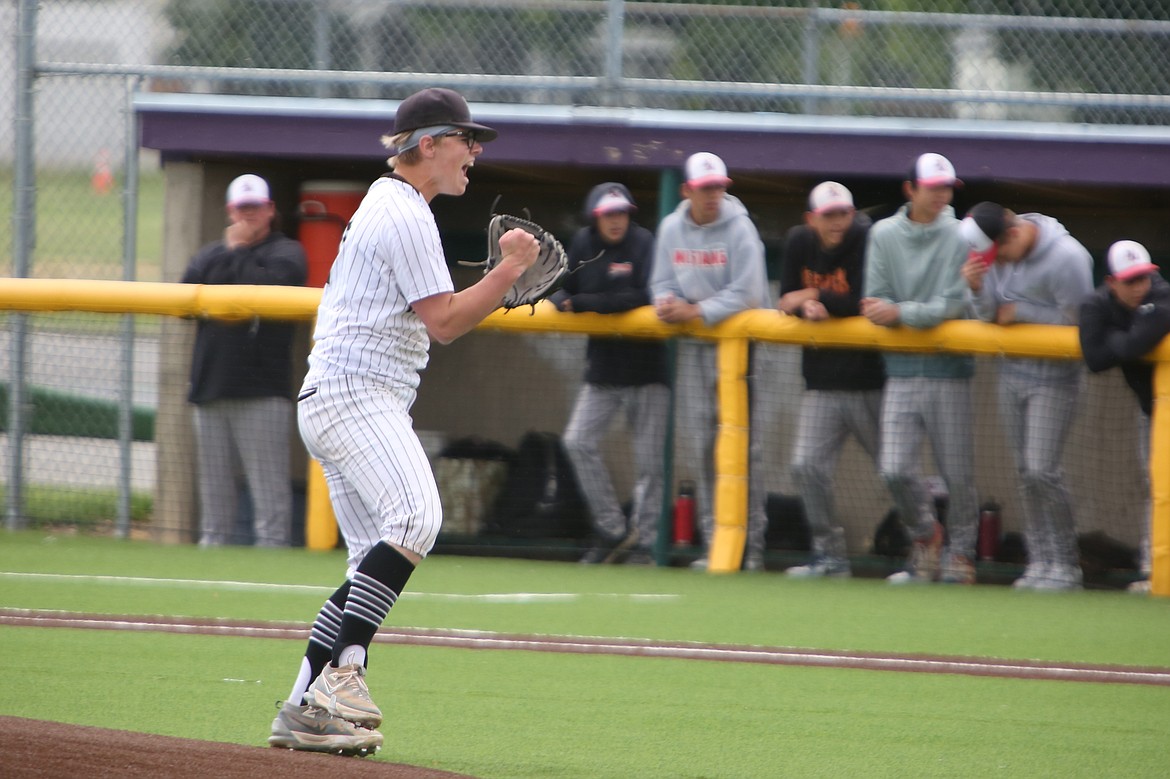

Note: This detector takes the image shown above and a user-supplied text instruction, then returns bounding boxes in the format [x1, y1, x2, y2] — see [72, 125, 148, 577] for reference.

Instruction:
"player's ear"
[902, 180, 914, 201]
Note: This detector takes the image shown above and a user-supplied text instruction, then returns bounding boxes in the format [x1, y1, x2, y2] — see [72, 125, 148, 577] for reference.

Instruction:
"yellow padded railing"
[1, 278, 1165, 595]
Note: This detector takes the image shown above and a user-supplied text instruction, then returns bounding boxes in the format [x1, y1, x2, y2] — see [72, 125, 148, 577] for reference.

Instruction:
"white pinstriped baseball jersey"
[304, 176, 455, 392]
[298, 174, 454, 564]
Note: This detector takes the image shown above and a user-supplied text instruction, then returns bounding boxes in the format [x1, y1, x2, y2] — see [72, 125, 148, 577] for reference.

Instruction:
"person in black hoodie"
[778, 181, 932, 577]
[550, 183, 669, 565]
[182, 174, 307, 547]
[1079, 240, 1170, 593]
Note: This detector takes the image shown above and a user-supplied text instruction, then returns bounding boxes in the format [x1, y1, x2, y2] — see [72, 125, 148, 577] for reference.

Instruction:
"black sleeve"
[181, 242, 226, 285]
[181, 236, 306, 287]
[1114, 300, 1170, 360]
[1078, 298, 1115, 373]
[1076, 293, 1170, 371]
[819, 225, 868, 318]
[549, 228, 592, 307]
[565, 227, 653, 314]
[234, 236, 307, 286]
[778, 227, 806, 297]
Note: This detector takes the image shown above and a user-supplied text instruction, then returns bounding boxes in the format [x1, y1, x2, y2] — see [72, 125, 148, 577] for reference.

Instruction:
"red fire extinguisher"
[673, 480, 696, 547]
[978, 500, 1002, 561]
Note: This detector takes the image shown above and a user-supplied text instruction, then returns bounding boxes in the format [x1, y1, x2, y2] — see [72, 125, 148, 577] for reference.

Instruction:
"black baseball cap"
[393, 88, 498, 142]
[966, 202, 1008, 242]
[958, 201, 1007, 265]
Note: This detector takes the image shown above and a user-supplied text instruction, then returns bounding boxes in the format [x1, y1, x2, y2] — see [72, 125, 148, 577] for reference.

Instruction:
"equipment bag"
[484, 431, 589, 539]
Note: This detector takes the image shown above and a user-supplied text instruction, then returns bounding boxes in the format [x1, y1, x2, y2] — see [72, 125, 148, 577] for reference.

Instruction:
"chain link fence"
[4, 0, 1168, 551]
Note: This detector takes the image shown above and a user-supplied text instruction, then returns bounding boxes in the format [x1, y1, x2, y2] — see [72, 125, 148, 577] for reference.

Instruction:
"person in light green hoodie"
[861, 152, 978, 585]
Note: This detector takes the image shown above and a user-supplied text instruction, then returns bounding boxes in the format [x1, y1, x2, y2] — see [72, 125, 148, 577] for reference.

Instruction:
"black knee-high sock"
[287, 580, 351, 704]
[333, 542, 415, 666]
[306, 581, 350, 682]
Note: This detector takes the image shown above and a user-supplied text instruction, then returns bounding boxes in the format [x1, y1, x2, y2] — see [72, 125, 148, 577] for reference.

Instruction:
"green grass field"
[2, 531, 1169, 777]
[0, 166, 164, 281]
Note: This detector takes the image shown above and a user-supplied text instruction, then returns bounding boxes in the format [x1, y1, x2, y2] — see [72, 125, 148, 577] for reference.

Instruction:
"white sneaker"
[1012, 562, 1049, 590]
[1031, 563, 1083, 591]
[786, 557, 851, 578]
[306, 663, 382, 728]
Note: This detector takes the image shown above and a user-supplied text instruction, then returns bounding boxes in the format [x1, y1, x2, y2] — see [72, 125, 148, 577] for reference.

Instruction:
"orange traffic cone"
[91, 149, 114, 195]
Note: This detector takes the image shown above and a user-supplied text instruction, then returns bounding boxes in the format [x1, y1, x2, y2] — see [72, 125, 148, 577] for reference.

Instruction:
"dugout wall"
[134, 93, 1168, 583]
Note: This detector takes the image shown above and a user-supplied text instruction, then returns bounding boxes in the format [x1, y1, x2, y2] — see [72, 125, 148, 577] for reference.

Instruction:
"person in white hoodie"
[651, 152, 770, 570]
[862, 152, 976, 584]
[960, 202, 1094, 590]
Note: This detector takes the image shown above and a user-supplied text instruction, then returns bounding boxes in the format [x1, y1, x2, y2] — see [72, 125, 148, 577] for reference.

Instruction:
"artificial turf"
[2, 531, 1169, 777]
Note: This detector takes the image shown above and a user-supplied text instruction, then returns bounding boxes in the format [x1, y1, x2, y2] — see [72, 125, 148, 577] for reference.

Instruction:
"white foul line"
[0, 571, 678, 603]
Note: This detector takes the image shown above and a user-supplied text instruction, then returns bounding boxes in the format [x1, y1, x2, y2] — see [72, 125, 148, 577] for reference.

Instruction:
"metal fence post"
[602, 0, 626, 106]
[801, 0, 822, 115]
[8, 0, 38, 532]
[117, 76, 143, 540]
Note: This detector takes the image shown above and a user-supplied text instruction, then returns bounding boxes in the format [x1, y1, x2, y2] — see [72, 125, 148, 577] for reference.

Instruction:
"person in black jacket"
[1079, 240, 1170, 592]
[778, 181, 933, 577]
[182, 174, 307, 547]
[550, 183, 669, 565]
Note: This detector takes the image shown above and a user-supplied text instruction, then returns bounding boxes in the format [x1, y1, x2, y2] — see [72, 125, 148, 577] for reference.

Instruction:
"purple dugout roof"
[136, 93, 1170, 188]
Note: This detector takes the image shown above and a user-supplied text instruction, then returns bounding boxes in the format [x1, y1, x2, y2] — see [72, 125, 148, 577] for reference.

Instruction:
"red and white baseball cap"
[593, 188, 636, 215]
[912, 152, 962, 187]
[685, 152, 732, 188]
[226, 174, 271, 207]
[808, 181, 854, 213]
[1108, 240, 1158, 280]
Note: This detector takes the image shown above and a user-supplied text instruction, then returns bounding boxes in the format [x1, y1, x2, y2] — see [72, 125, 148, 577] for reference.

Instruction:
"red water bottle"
[673, 480, 696, 547]
[978, 501, 1001, 561]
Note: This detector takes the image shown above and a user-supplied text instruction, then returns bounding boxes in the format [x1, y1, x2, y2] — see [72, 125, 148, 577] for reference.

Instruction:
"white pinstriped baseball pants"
[879, 376, 978, 556]
[297, 375, 441, 577]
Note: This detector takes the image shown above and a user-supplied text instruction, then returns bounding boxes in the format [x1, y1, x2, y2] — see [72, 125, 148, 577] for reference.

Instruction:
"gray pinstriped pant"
[563, 382, 670, 546]
[193, 396, 293, 547]
[1138, 411, 1152, 574]
[790, 389, 884, 559]
[880, 377, 978, 556]
[997, 372, 1080, 569]
[676, 339, 768, 557]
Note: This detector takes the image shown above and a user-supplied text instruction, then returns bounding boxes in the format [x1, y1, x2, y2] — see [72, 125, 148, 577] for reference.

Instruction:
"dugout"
[139, 92, 1170, 559]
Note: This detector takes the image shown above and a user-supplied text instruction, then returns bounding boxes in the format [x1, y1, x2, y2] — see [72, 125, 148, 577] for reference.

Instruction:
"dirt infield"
[1, 716, 475, 779]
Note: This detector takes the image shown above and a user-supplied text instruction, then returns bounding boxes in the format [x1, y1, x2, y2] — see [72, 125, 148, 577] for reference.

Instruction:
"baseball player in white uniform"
[269, 87, 539, 756]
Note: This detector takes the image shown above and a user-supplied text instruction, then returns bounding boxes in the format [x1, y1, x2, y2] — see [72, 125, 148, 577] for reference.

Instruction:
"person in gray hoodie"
[862, 152, 976, 584]
[650, 152, 770, 570]
[960, 201, 1094, 590]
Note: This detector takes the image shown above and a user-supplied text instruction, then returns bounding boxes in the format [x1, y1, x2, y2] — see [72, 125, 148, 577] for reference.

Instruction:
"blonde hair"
[381, 131, 422, 169]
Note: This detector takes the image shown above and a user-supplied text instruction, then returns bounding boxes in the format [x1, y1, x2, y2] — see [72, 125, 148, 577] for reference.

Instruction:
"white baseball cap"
[1107, 240, 1158, 281]
[685, 152, 732, 188]
[912, 153, 962, 187]
[226, 174, 271, 207]
[958, 202, 1008, 265]
[808, 181, 854, 214]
